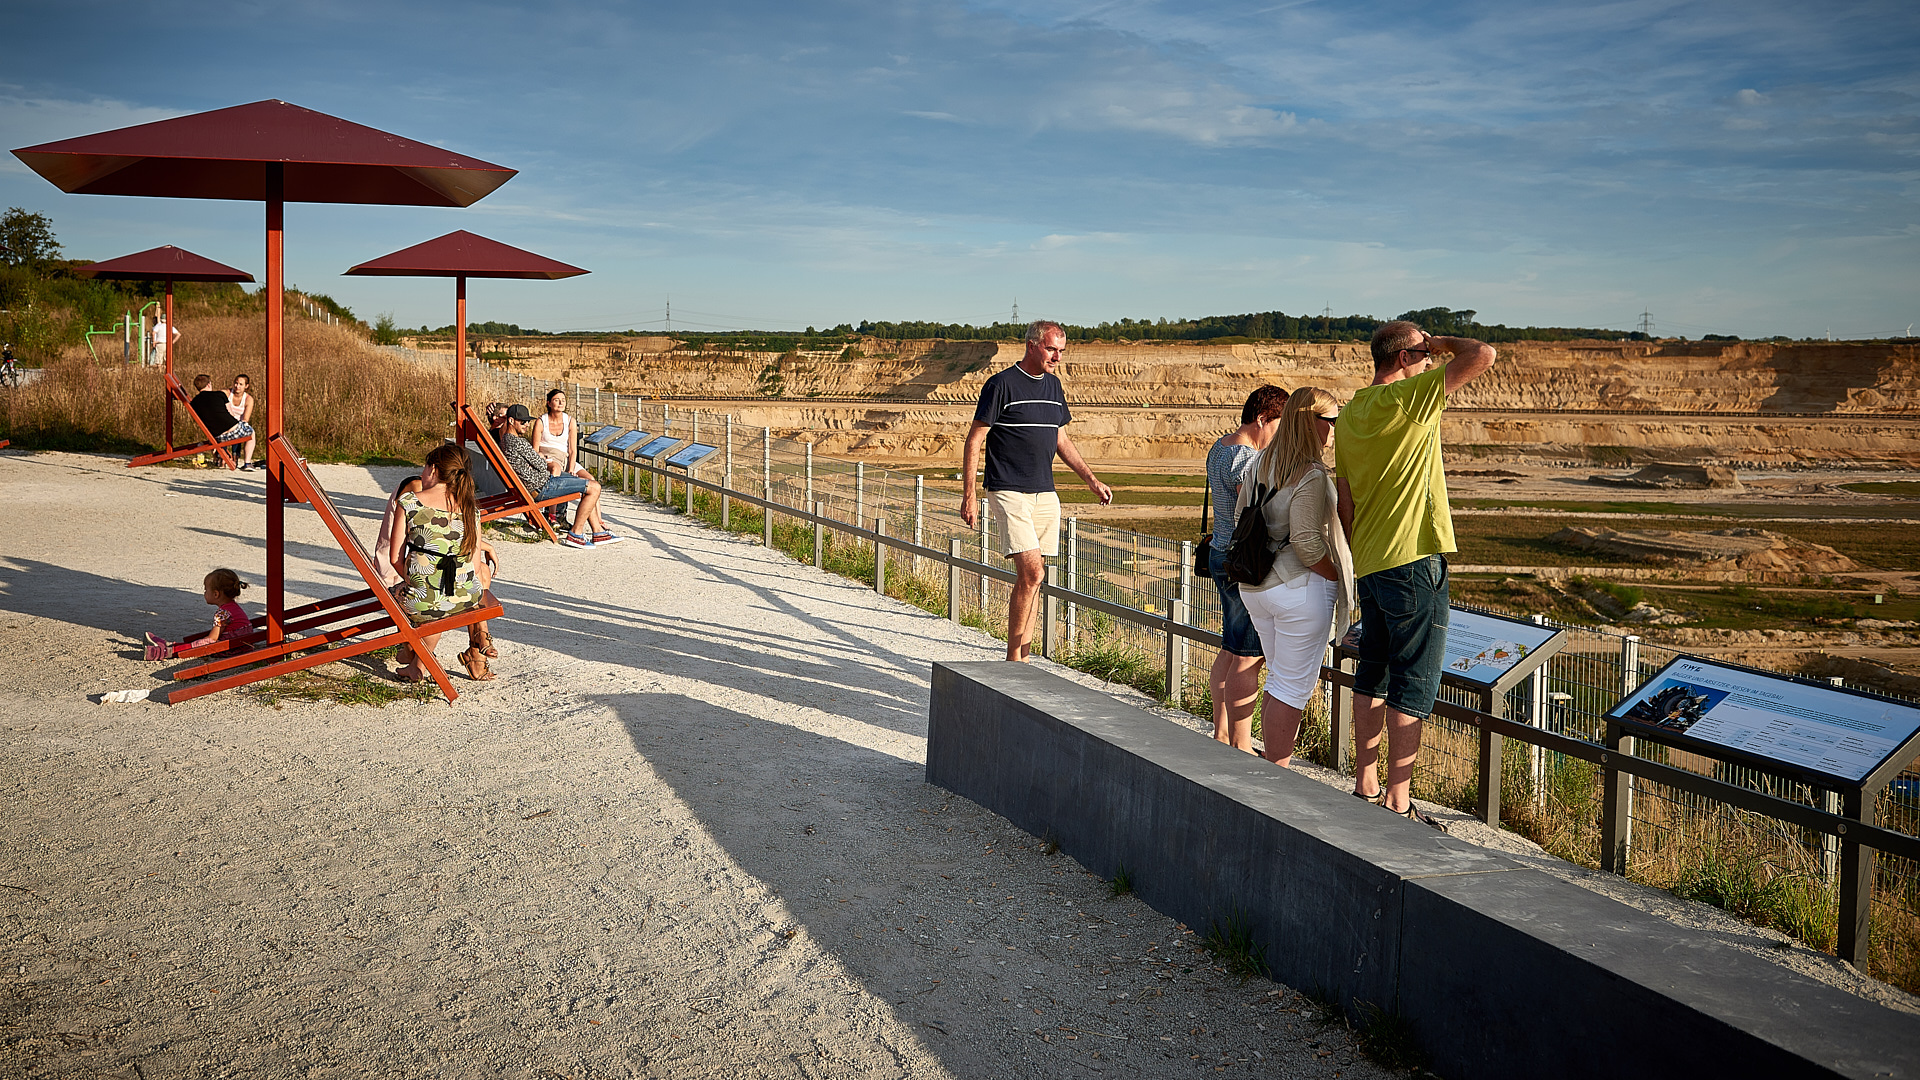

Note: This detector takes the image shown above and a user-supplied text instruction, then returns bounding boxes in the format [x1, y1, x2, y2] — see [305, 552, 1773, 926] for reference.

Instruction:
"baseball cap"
[505, 404, 533, 423]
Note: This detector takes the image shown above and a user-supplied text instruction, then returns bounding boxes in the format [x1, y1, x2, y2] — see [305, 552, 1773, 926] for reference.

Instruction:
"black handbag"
[1224, 483, 1286, 586]
[1193, 537, 1212, 580]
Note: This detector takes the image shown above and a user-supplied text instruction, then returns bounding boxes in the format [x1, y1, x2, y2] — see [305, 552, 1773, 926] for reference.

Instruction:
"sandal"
[1352, 789, 1386, 806]
[470, 622, 497, 658]
[1393, 800, 1449, 833]
[458, 646, 496, 682]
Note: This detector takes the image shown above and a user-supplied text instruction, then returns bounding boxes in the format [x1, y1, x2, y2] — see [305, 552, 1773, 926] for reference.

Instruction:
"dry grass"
[1, 312, 456, 464]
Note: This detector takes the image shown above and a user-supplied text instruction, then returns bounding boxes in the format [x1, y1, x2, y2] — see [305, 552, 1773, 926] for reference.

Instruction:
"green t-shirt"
[1333, 362, 1454, 579]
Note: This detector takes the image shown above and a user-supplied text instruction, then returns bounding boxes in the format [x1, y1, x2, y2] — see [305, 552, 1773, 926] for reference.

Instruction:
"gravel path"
[0, 451, 1395, 1079]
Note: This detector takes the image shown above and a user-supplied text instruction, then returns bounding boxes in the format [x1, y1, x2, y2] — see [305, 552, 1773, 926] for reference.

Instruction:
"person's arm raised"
[1437, 336, 1497, 394]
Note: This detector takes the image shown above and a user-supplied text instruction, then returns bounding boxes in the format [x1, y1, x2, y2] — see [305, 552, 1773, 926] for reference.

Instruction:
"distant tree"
[372, 312, 400, 346]
[0, 208, 61, 268]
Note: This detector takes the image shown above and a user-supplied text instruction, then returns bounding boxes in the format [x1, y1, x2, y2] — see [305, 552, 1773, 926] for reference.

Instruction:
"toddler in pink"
[145, 568, 255, 660]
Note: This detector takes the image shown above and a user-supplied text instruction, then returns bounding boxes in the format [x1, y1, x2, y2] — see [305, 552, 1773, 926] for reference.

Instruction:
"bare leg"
[1382, 706, 1424, 814]
[1211, 648, 1262, 750]
[398, 630, 443, 681]
[240, 433, 256, 465]
[1259, 692, 1304, 767]
[577, 480, 607, 534]
[1353, 693, 1385, 798]
[1004, 549, 1045, 661]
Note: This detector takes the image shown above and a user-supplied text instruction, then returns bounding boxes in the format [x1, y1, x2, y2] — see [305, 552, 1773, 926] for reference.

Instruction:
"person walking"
[1237, 388, 1355, 768]
[961, 320, 1112, 662]
[1334, 321, 1496, 827]
[1204, 384, 1289, 751]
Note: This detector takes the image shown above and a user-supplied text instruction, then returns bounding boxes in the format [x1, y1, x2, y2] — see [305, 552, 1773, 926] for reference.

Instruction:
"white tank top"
[534, 411, 572, 458]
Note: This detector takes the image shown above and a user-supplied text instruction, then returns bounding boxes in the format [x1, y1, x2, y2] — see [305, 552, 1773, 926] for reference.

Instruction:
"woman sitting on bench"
[389, 443, 490, 683]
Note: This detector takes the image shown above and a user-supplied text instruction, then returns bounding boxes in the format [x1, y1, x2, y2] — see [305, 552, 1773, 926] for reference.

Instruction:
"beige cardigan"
[1233, 463, 1357, 634]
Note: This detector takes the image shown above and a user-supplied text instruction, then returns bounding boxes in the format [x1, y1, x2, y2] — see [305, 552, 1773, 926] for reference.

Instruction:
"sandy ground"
[0, 451, 1911, 1080]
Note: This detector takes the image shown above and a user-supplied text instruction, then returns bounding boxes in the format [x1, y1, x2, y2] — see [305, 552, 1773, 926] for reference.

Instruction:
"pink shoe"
[143, 633, 174, 661]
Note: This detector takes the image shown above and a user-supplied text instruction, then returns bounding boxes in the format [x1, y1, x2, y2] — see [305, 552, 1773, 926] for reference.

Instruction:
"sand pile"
[1549, 525, 1858, 572]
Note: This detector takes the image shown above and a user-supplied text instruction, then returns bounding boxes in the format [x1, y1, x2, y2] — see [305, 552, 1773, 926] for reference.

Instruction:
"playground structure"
[77, 245, 256, 470]
[346, 230, 589, 542]
[14, 100, 517, 702]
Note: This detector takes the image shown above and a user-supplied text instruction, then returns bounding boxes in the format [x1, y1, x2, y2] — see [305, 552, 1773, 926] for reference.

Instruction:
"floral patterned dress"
[395, 492, 482, 625]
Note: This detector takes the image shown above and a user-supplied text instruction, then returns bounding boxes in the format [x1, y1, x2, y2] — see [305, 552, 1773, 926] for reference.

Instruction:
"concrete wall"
[925, 661, 1920, 1080]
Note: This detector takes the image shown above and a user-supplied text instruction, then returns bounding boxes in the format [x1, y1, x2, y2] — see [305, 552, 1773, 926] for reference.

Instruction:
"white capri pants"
[1240, 574, 1338, 709]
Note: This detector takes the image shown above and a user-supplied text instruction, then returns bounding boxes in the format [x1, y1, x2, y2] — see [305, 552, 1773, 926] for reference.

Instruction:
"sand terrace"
[0, 451, 1908, 1079]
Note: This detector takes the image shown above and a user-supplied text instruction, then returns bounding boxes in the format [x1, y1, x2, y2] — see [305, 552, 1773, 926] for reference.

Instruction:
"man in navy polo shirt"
[962, 320, 1113, 661]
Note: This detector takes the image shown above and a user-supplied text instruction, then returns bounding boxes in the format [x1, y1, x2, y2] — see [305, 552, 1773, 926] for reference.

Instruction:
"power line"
[1637, 309, 1654, 337]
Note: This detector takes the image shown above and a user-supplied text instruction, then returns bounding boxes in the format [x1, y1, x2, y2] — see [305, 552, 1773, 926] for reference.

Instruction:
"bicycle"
[0, 346, 18, 389]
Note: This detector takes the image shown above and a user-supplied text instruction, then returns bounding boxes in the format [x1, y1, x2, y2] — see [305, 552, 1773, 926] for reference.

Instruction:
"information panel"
[666, 443, 718, 469]
[608, 430, 650, 453]
[1442, 608, 1564, 690]
[1337, 605, 1567, 697]
[635, 436, 681, 460]
[583, 424, 624, 446]
[1607, 656, 1920, 787]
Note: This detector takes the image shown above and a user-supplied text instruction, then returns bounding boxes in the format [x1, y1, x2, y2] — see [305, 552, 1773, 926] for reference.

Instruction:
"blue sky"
[3, 0, 1917, 338]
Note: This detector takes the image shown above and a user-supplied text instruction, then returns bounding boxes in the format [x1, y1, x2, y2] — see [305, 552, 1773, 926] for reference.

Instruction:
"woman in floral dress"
[389, 443, 489, 682]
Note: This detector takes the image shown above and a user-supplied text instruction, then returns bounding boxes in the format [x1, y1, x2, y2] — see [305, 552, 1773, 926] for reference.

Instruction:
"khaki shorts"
[988, 490, 1062, 557]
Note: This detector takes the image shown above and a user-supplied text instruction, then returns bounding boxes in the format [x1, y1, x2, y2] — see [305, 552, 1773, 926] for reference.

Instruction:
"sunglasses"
[1317, 412, 1339, 422]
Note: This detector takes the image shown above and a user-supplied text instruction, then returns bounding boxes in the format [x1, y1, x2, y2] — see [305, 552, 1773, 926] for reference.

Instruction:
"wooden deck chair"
[128, 373, 250, 470]
[165, 433, 502, 704]
[455, 402, 583, 543]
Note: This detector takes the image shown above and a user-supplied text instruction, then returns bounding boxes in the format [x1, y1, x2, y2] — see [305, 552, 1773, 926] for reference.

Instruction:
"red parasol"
[346, 230, 588, 415]
[78, 246, 256, 463]
[14, 100, 516, 646]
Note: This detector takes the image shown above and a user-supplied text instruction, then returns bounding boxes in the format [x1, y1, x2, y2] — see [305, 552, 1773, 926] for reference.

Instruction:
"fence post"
[593, 385, 600, 422]
[1333, 653, 1354, 773]
[1527, 613, 1549, 807]
[855, 462, 864, 526]
[722, 415, 733, 529]
[978, 498, 990, 617]
[805, 443, 813, 509]
[1042, 565, 1059, 659]
[1823, 677, 1845, 882]
[1475, 685, 1502, 827]
[813, 502, 826, 568]
[763, 429, 774, 547]
[1166, 599, 1187, 708]
[913, 475, 925, 576]
[948, 538, 964, 623]
[686, 465, 694, 515]
[1838, 787, 1872, 967]
[1065, 519, 1078, 646]
[874, 518, 887, 595]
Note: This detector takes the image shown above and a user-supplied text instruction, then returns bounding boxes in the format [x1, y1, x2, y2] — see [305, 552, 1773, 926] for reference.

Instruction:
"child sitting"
[145, 569, 254, 660]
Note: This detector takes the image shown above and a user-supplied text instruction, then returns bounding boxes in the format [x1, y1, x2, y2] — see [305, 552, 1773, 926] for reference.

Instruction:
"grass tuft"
[1108, 864, 1133, 898]
[1201, 906, 1269, 983]
[1352, 1000, 1429, 1071]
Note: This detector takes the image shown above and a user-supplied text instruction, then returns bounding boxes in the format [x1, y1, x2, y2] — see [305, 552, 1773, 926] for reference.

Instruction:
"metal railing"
[471, 364, 1920, 981]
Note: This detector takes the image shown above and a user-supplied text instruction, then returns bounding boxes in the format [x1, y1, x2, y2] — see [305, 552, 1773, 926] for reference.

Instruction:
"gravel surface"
[0, 450, 1909, 1080]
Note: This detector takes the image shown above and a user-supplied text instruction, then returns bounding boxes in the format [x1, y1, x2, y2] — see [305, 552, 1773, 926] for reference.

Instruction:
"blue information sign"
[608, 430, 650, 453]
[666, 443, 718, 469]
[636, 436, 682, 460]
[583, 424, 624, 446]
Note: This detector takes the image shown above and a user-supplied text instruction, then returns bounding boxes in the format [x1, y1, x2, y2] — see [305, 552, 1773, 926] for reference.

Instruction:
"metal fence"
[473, 364, 1920, 985]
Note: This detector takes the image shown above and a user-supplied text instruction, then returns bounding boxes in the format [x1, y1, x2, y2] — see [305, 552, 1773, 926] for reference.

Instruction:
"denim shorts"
[1208, 543, 1263, 658]
[543, 473, 589, 498]
[1352, 554, 1450, 719]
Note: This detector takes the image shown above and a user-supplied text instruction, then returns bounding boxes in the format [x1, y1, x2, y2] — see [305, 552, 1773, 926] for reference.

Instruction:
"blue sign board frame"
[635, 436, 682, 460]
[583, 424, 624, 446]
[666, 443, 718, 469]
[608, 430, 650, 453]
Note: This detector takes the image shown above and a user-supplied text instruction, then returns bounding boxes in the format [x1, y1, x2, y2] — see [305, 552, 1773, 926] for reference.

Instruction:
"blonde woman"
[1234, 387, 1356, 769]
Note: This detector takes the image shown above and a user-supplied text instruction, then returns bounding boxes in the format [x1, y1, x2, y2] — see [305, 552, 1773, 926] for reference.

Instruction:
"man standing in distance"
[963, 320, 1113, 661]
[1335, 321, 1496, 825]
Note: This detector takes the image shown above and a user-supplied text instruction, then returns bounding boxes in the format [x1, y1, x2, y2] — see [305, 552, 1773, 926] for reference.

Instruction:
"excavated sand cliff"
[437, 336, 1920, 463]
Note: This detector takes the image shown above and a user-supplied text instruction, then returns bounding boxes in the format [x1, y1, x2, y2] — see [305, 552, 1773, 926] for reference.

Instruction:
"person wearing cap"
[498, 403, 623, 549]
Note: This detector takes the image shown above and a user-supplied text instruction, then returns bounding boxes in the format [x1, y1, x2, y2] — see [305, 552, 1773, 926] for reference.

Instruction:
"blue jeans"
[1208, 544, 1263, 658]
[543, 474, 589, 499]
[1353, 554, 1449, 719]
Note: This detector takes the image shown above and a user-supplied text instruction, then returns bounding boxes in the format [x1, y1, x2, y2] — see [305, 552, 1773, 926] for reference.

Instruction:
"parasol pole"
[455, 274, 468, 418]
[265, 163, 286, 643]
[163, 274, 175, 452]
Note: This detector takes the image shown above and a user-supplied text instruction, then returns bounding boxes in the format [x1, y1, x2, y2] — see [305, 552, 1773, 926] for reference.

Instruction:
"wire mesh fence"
[470, 362, 1920, 990]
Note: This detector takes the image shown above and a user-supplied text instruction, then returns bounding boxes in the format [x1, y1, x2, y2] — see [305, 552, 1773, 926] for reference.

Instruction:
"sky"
[3, 0, 1917, 339]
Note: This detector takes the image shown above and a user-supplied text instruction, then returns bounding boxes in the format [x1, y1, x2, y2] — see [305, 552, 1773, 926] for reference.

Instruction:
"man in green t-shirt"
[1334, 320, 1496, 826]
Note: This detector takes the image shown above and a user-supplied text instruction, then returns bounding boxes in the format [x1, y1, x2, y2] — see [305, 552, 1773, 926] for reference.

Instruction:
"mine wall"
[430, 335, 1920, 464]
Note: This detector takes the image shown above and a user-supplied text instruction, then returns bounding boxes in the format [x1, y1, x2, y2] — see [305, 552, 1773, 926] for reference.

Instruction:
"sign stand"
[1603, 655, 1920, 965]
